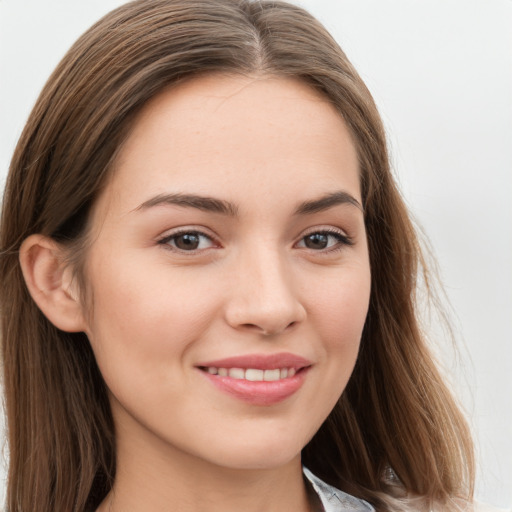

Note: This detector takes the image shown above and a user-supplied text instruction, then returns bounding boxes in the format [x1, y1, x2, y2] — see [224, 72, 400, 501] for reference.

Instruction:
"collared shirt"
[303, 467, 375, 511]
[304, 468, 507, 512]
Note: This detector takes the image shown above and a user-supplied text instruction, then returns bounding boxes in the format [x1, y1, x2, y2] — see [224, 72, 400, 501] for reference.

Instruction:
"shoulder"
[303, 467, 511, 512]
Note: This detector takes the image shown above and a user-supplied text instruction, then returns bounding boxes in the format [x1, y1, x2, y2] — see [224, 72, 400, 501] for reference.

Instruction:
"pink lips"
[197, 352, 311, 406]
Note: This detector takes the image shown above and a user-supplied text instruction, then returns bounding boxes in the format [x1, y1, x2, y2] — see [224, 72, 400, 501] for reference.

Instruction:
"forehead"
[96, 74, 361, 219]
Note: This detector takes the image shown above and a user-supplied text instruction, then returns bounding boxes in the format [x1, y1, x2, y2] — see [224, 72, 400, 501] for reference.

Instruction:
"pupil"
[176, 233, 199, 250]
[305, 233, 328, 249]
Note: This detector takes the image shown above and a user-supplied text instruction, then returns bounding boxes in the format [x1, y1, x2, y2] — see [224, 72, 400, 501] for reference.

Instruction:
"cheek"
[312, 264, 371, 343]
[307, 262, 371, 393]
[83, 250, 219, 378]
[295, 265, 370, 441]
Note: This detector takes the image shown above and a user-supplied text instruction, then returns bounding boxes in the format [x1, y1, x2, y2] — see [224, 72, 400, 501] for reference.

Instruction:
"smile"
[200, 367, 297, 381]
[197, 353, 311, 405]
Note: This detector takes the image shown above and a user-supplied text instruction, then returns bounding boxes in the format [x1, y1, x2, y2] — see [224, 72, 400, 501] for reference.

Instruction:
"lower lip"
[199, 368, 309, 406]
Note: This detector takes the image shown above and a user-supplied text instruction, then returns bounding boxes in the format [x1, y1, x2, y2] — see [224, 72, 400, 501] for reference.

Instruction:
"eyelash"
[297, 228, 354, 253]
[157, 229, 218, 253]
[157, 228, 353, 254]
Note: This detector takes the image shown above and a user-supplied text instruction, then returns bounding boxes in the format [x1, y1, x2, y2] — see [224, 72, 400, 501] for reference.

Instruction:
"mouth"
[198, 366, 300, 381]
[196, 353, 312, 406]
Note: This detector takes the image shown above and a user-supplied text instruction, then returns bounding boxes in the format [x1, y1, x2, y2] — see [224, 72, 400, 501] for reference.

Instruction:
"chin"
[196, 431, 311, 471]
[213, 452, 301, 472]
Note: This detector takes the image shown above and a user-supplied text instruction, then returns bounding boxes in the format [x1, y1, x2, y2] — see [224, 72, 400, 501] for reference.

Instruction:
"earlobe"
[19, 234, 87, 333]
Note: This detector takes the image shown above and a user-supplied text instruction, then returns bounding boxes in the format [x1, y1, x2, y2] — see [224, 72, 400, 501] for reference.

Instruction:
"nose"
[224, 247, 306, 336]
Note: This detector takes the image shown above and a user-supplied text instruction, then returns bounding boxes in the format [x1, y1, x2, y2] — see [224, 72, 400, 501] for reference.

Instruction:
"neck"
[97, 415, 313, 512]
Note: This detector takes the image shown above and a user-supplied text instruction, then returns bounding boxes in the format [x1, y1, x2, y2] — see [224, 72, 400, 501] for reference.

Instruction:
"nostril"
[260, 320, 297, 336]
[241, 323, 262, 332]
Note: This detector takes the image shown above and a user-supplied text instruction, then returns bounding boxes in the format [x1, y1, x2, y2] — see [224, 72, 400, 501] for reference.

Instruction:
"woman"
[0, 1, 476, 510]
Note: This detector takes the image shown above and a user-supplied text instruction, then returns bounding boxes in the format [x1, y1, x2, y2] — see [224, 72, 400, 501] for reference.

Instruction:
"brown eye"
[160, 231, 215, 251]
[174, 233, 201, 250]
[297, 230, 352, 251]
[304, 233, 329, 249]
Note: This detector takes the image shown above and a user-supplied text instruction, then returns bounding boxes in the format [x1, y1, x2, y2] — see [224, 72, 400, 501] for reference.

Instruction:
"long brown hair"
[0, 1, 474, 510]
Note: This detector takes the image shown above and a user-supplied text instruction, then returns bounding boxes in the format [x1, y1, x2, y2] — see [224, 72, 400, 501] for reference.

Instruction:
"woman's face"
[82, 75, 371, 471]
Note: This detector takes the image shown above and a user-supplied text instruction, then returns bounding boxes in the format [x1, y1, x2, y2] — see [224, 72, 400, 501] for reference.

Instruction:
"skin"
[75, 74, 371, 512]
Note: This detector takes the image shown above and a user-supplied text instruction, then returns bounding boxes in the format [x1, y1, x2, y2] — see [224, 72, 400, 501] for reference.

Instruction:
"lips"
[196, 352, 311, 406]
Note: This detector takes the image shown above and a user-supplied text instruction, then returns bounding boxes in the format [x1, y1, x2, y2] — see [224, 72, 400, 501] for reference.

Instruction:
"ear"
[19, 234, 87, 332]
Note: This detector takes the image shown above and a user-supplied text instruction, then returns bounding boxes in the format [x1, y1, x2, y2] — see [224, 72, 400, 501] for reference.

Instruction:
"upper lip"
[197, 352, 312, 370]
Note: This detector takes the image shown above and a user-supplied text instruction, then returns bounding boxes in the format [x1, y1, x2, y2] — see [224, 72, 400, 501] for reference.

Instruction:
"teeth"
[245, 369, 264, 381]
[228, 368, 244, 379]
[204, 367, 299, 381]
[264, 369, 281, 381]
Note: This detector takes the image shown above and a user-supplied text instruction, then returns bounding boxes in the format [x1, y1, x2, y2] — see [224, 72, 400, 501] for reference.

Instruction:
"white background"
[0, 0, 511, 507]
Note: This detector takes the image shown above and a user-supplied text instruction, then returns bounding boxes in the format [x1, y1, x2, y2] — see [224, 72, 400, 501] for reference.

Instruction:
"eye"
[158, 230, 216, 252]
[296, 229, 352, 251]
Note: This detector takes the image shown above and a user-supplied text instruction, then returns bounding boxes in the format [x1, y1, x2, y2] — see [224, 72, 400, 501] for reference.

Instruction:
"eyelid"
[157, 226, 220, 252]
[155, 225, 353, 254]
[295, 226, 354, 251]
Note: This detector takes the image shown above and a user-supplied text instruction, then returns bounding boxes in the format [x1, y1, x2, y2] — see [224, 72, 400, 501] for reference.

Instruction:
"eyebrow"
[293, 191, 363, 215]
[134, 193, 239, 216]
[134, 190, 362, 216]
